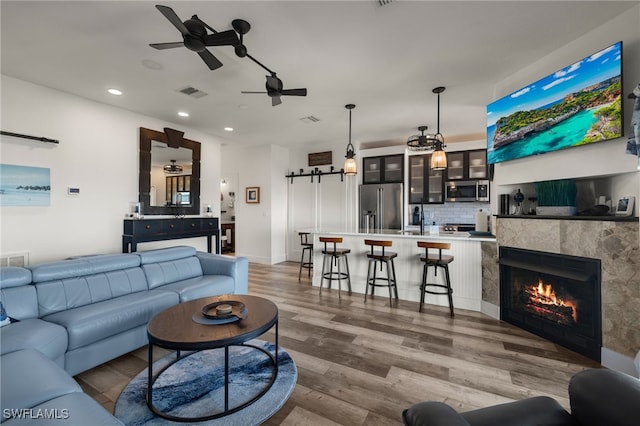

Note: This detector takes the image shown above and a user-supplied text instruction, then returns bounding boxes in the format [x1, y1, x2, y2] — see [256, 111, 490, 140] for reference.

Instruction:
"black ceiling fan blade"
[198, 49, 223, 70]
[241, 91, 267, 94]
[281, 88, 307, 96]
[272, 96, 282, 107]
[203, 30, 240, 47]
[149, 41, 185, 50]
[156, 5, 190, 36]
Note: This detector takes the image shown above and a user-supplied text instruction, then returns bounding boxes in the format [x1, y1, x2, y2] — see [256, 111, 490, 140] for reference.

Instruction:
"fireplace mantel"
[491, 216, 639, 365]
[495, 214, 638, 222]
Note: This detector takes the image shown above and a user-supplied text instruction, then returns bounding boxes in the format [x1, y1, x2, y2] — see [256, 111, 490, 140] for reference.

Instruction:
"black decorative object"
[202, 300, 247, 320]
[514, 189, 525, 215]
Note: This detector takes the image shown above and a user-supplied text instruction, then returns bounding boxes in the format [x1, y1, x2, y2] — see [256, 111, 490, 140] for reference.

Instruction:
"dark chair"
[298, 232, 313, 281]
[364, 239, 398, 307]
[417, 241, 454, 316]
[319, 237, 352, 298]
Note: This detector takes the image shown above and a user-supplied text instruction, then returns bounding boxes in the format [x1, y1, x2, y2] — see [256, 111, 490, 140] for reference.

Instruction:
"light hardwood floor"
[76, 261, 599, 425]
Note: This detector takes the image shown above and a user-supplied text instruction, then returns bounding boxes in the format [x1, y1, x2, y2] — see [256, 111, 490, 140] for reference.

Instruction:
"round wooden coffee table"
[146, 294, 279, 422]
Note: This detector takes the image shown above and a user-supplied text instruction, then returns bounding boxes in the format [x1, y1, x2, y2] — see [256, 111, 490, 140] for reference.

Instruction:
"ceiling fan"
[242, 74, 308, 106]
[149, 5, 241, 70]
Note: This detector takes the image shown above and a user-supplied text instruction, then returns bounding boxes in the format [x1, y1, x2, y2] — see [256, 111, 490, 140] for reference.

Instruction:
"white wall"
[0, 76, 224, 263]
[222, 144, 289, 264]
[491, 6, 640, 214]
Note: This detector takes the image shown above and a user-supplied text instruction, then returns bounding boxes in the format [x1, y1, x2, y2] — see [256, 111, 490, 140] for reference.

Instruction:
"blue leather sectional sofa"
[0, 245, 249, 425]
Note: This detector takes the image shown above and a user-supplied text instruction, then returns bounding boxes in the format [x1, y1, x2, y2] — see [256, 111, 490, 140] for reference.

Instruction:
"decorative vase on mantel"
[534, 179, 578, 216]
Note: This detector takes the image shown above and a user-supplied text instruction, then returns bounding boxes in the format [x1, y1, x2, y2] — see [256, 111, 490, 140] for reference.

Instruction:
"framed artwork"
[308, 151, 332, 166]
[0, 164, 51, 206]
[246, 186, 260, 204]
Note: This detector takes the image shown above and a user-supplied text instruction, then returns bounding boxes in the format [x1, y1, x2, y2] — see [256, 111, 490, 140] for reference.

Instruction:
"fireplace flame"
[530, 279, 578, 322]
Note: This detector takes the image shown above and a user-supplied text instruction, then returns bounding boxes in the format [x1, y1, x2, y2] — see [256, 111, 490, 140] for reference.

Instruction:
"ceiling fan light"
[164, 160, 183, 174]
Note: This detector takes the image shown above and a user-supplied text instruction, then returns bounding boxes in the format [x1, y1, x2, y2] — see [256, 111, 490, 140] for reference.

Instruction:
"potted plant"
[534, 179, 578, 216]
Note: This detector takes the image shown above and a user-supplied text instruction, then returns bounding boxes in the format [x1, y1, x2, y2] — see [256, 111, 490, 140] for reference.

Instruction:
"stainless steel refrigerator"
[359, 183, 404, 231]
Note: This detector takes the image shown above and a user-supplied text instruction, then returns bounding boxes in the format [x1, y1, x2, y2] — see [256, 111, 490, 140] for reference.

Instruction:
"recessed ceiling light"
[142, 59, 163, 70]
[177, 111, 189, 118]
[238, 104, 249, 109]
[107, 88, 123, 96]
[224, 127, 234, 132]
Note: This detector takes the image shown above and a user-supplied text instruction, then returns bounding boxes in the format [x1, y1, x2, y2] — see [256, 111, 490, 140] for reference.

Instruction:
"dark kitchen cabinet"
[362, 154, 404, 184]
[408, 154, 444, 204]
[446, 149, 488, 181]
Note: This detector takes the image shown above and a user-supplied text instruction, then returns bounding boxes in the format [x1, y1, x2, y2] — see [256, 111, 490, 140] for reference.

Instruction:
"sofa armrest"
[569, 368, 640, 426]
[196, 252, 249, 294]
[461, 396, 574, 426]
[403, 402, 471, 426]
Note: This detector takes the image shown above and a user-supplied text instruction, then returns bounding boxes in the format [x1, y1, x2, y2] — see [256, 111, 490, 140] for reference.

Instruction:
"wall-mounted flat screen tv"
[487, 41, 622, 164]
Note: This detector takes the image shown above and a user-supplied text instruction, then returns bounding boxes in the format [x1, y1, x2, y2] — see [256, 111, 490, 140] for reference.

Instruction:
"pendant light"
[406, 87, 448, 171]
[343, 104, 357, 176]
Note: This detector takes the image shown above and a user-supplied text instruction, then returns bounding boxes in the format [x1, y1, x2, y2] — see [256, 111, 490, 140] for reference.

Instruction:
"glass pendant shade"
[344, 156, 357, 175]
[430, 146, 447, 170]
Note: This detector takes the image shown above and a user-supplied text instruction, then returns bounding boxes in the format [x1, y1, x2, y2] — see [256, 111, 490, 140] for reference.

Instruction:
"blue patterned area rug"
[115, 340, 297, 425]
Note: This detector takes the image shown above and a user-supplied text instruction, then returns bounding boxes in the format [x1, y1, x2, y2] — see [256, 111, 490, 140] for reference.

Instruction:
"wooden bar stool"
[417, 241, 454, 317]
[298, 232, 313, 281]
[319, 237, 352, 298]
[364, 239, 398, 307]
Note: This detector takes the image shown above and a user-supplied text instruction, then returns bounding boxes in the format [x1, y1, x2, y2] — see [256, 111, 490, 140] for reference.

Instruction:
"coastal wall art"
[0, 164, 51, 206]
[487, 41, 622, 164]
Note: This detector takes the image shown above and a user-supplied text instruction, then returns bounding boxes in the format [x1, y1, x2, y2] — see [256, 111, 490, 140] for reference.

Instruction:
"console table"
[123, 218, 220, 254]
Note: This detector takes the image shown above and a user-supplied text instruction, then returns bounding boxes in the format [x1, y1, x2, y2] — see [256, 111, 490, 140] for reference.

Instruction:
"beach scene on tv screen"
[487, 41, 622, 164]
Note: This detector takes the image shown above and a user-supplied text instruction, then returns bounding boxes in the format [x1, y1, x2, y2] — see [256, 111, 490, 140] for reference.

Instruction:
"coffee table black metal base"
[145, 295, 279, 422]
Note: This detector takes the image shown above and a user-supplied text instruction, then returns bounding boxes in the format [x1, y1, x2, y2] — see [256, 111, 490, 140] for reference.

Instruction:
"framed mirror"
[139, 127, 201, 215]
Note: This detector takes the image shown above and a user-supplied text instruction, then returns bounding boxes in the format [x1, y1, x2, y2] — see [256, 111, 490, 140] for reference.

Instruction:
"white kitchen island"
[305, 229, 495, 312]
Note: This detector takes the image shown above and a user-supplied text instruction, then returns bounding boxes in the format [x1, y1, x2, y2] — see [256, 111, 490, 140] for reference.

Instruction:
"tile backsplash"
[408, 202, 491, 226]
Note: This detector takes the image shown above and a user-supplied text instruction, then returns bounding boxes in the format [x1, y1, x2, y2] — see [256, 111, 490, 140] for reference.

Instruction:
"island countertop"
[300, 227, 495, 242]
[302, 228, 497, 312]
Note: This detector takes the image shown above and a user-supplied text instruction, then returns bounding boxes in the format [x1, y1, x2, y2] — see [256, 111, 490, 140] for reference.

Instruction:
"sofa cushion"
[0, 284, 38, 321]
[42, 290, 178, 350]
[157, 275, 235, 302]
[461, 396, 573, 426]
[35, 267, 149, 317]
[0, 268, 32, 288]
[403, 401, 471, 426]
[0, 318, 67, 363]
[137, 245, 197, 264]
[0, 349, 81, 415]
[569, 368, 640, 426]
[3, 393, 123, 425]
[29, 254, 141, 283]
[142, 257, 203, 290]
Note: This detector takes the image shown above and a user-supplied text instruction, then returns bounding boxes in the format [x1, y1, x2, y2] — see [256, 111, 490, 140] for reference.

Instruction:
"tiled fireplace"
[491, 217, 639, 366]
[499, 246, 601, 361]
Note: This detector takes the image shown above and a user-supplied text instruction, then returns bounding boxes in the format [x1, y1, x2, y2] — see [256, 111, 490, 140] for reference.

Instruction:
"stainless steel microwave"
[445, 180, 489, 202]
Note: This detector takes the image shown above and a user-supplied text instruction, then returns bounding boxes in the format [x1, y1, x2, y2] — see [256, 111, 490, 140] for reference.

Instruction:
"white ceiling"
[1, 1, 636, 150]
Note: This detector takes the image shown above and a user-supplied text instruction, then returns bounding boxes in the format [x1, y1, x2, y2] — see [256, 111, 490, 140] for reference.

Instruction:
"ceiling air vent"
[299, 115, 320, 124]
[178, 86, 208, 99]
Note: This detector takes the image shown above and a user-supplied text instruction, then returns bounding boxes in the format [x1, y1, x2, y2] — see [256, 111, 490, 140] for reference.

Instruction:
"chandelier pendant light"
[164, 159, 183, 174]
[406, 86, 448, 171]
[343, 104, 357, 176]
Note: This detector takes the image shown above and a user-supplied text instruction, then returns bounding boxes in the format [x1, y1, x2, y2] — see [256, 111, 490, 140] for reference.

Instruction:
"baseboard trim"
[601, 347, 639, 377]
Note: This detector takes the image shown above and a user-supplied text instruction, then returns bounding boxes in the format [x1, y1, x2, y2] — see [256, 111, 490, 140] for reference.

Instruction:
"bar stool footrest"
[423, 283, 453, 295]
